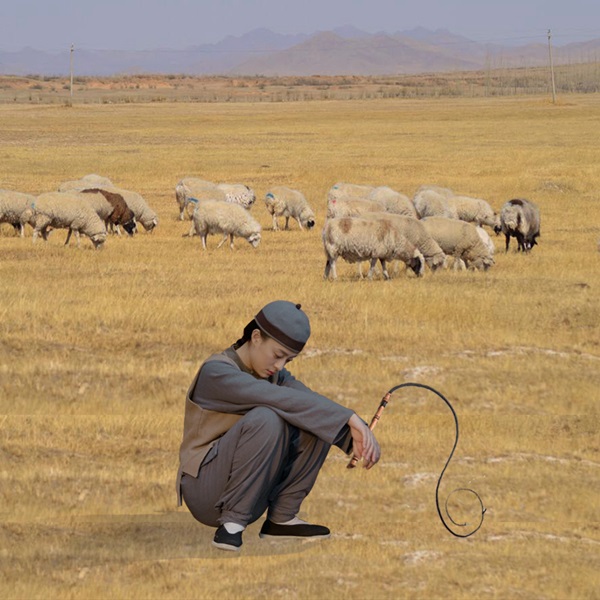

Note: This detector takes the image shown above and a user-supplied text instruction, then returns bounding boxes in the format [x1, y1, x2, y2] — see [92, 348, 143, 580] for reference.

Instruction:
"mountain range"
[1, 26, 599, 77]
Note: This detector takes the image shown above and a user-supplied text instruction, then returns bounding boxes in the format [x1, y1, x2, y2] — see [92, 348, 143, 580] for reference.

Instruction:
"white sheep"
[365, 213, 447, 272]
[496, 198, 541, 252]
[110, 187, 158, 232]
[192, 200, 261, 250]
[58, 177, 158, 232]
[216, 183, 256, 210]
[327, 197, 386, 219]
[475, 226, 495, 257]
[322, 216, 425, 280]
[369, 186, 418, 218]
[413, 187, 458, 219]
[0, 189, 37, 237]
[175, 178, 227, 220]
[28, 192, 107, 249]
[447, 195, 500, 229]
[327, 182, 375, 202]
[415, 184, 455, 198]
[58, 174, 114, 192]
[421, 216, 494, 271]
[264, 186, 316, 231]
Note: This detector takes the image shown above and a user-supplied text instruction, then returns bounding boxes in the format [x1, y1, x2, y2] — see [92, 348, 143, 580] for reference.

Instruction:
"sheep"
[175, 178, 227, 220]
[98, 186, 158, 232]
[58, 174, 114, 192]
[58, 177, 158, 232]
[421, 216, 494, 271]
[192, 200, 261, 250]
[413, 187, 458, 219]
[369, 186, 418, 218]
[322, 216, 425, 281]
[28, 192, 107, 249]
[475, 226, 495, 257]
[364, 213, 447, 272]
[264, 186, 316, 231]
[415, 184, 455, 198]
[80, 188, 136, 236]
[327, 197, 386, 219]
[496, 198, 541, 252]
[0, 189, 37, 237]
[447, 195, 500, 230]
[216, 183, 256, 210]
[327, 182, 375, 202]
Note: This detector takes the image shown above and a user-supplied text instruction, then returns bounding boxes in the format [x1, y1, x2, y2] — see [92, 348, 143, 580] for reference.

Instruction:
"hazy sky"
[1, 0, 598, 52]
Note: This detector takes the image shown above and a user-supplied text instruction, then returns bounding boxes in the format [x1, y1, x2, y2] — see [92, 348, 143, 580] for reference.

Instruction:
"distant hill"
[0, 27, 598, 77]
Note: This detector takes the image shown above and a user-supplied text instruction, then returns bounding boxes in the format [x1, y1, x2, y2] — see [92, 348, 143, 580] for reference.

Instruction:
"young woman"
[177, 300, 380, 551]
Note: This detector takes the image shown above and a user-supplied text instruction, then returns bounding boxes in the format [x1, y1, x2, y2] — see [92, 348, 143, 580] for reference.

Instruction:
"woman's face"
[249, 330, 298, 379]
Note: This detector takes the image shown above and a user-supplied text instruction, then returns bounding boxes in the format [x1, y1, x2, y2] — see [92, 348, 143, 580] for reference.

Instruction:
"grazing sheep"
[81, 188, 136, 235]
[0, 189, 37, 237]
[217, 183, 256, 209]
[475, 226, 495, 257]
[58, 174, 114, 192]
[366, 213, 447, 272]
[98, 187, 157, 232]
[322, 216, 425, 281]
[496, 198, 541, 252]
[413, 188, 458, 219]
[415, 184, 455, 198]
[447, 195, 500, 230]
[28, 192, 107, 249]
[175, 178, 227, 220]
[192, 200, 261, 250]
[421, 216, 494, 271]
[264, 186, 316, 231]
[327, 197, 386, 219]
[369, 186, 418, 218]
[327, 182, 375, 202]
[59, 177, 158, 232]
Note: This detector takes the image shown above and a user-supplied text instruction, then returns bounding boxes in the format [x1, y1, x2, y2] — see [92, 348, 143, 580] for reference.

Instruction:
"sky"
[1, 0, 598, 52]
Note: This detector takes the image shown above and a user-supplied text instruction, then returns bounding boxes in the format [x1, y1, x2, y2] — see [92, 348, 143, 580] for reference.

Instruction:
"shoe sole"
[212, 541, 242, 552]
[259, 533, 330, 540]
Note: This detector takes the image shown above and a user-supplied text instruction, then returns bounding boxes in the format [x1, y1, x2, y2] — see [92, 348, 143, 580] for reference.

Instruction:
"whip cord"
[348, 382, 486, 538]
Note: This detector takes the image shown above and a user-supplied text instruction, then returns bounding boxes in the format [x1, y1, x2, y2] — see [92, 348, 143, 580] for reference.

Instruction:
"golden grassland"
[1, 92, 599, 599]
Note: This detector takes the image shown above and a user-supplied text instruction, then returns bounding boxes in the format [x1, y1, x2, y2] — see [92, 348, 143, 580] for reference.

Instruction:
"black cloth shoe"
[259, 520, 330, 539]
[212, 525, 243, 551]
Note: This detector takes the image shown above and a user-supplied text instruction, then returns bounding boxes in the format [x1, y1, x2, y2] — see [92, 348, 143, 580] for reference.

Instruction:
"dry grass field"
[1, 91, 599, 599]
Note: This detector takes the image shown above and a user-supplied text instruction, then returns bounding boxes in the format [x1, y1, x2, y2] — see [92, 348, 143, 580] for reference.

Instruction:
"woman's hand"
[348, 413, 381, 469]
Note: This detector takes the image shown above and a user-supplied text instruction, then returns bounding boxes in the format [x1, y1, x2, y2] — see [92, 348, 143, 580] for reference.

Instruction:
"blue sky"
[1, 0, 598, 51]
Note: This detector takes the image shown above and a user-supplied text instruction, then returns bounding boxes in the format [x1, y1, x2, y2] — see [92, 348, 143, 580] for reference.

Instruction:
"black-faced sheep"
[496, 198, 541, 252]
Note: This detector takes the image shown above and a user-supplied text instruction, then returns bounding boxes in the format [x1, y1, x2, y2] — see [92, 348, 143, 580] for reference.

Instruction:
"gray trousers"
[181, 407, 331, 528]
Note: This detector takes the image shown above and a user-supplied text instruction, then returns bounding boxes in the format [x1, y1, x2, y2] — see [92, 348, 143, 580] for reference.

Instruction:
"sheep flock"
[1, 174, 549, 281]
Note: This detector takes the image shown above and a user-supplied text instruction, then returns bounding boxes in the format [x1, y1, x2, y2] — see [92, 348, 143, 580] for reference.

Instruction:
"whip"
[347, 382, 486, 538]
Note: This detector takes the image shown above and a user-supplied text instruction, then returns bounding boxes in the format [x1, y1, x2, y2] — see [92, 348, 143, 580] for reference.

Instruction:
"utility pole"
[547, 30, 556, 103]
[70, 44, 74, 100]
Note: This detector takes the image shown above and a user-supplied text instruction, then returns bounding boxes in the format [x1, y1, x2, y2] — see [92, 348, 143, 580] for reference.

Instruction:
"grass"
[1, 91, 599, 599]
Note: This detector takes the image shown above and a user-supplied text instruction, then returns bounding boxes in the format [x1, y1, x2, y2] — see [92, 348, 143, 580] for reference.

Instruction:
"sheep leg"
[379, 259, 390, 280]
[284, 216, 290, 230]
[324, 257, 337, 280]
[504, 234, 511, 252]
[228, 234, 235, 250]
[64, 228, 73, 246]
[200, 234, 208, 250]
[272, 215, 279, 231]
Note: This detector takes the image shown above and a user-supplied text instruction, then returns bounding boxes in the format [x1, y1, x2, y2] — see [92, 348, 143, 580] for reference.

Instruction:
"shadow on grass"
[2, 512, 314, 572]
